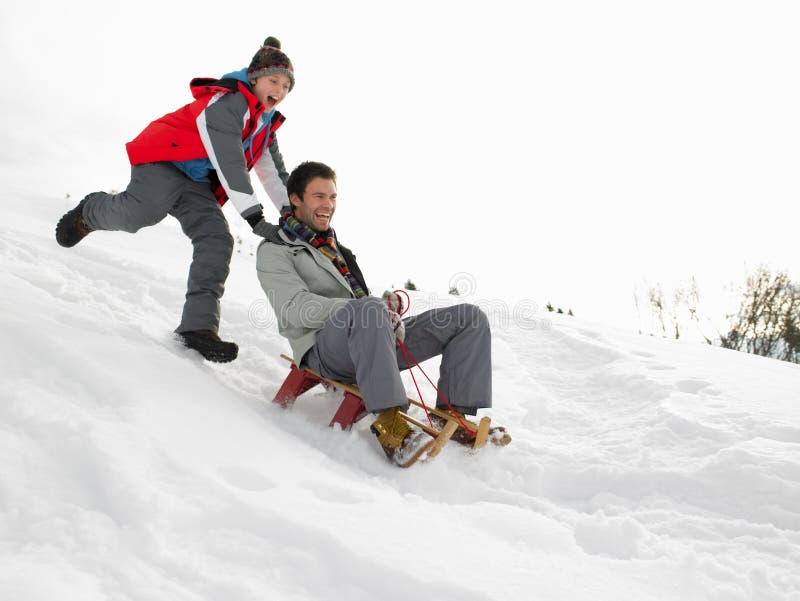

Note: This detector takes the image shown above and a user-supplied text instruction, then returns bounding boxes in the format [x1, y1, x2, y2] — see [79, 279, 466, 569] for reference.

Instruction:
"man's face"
[291, 177, 337, 232]
[251, 73, 291, 111]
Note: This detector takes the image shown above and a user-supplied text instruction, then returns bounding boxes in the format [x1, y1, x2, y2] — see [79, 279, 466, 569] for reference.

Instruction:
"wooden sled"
[273, 354, 498, 466]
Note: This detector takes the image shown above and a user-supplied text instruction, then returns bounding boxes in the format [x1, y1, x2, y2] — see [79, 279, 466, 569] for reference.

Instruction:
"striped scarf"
[280, 210, 367, 298]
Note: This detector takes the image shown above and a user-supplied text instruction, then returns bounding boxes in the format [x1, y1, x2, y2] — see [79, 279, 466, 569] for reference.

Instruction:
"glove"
[382, 290, 405, 315]
[388, 309, 406, 343]
[252, 218, 276, 238]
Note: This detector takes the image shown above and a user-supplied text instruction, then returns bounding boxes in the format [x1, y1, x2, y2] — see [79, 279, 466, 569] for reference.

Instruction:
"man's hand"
[382, 290, 405, 315]
[388, 309, 406, 343]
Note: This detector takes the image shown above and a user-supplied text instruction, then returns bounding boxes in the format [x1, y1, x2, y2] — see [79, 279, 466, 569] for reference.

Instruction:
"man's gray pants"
[81, 162, 234, 334]
[304, 297, 492, 414]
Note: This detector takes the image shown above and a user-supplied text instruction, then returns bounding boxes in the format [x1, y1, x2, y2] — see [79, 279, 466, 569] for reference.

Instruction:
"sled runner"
[273, 354, 503, 466]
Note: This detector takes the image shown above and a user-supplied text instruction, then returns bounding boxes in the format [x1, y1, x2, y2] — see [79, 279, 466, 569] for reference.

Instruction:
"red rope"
[394, 289, 411, 316]
[398, 341, 433, 427]
[389, 289, 476, 436]
[397, 338, 477, 436]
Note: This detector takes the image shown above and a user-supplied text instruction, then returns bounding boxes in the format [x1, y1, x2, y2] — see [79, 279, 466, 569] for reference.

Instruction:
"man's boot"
[177, 330, 238, 363]
[371, 407, 412, 458]
[371, 407, 430, 466]
[55, 197, 94, 247]
[431, 412, 512, 446]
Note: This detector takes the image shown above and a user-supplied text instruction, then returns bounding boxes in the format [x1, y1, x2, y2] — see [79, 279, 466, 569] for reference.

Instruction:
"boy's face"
[251, 73, 291, 111]
[290, 177, 337, 232]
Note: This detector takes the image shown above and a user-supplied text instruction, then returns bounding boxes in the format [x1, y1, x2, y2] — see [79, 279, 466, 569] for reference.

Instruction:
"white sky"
[2, 0, 799, 332]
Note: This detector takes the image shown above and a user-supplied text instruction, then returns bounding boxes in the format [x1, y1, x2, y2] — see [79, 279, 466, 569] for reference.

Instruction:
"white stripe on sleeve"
[254, 144, 290, 212]
[196, 93, 260, 215]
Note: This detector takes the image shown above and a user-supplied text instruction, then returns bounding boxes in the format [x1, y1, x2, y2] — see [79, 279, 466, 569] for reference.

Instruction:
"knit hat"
[247, 36, 295, 91]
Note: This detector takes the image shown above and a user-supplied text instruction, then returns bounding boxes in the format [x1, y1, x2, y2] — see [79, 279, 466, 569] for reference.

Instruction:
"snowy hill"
[2, 194, 799, 601]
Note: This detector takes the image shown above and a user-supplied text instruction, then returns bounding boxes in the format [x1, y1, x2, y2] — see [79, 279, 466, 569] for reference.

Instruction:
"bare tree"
[648, 284, 667, 337]
[635, 277, 720, 344]
[682, 276, 714, 345]
[783, 310, 800, 363]
[670, 287, 684, 340]
[720, 266, 800, 363]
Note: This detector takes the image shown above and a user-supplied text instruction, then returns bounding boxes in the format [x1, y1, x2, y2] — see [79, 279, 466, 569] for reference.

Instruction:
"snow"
[2, 193, 800, 601]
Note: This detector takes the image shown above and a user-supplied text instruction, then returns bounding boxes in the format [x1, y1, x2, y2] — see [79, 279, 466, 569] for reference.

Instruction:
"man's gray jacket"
[256, 224, 370, 364]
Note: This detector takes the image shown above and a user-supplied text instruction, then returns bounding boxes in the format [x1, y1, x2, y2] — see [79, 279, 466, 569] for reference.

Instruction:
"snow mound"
[1, 195, 799, 600]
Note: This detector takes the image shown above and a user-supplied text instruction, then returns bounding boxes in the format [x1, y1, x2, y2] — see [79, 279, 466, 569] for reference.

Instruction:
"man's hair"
[287, 161, 337, 201]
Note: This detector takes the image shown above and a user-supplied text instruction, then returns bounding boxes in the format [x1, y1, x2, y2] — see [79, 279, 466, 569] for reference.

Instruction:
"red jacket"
[126, 78, 284, 165]
[125, 78, 286, 211]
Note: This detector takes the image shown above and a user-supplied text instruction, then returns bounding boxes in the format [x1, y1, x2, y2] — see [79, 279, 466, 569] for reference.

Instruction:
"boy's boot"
[177, 330, 238, 363]
[55, 197, 94, 247]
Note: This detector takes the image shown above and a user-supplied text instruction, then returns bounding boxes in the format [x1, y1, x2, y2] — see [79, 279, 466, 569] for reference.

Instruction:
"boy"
[55, 37, 294, 363]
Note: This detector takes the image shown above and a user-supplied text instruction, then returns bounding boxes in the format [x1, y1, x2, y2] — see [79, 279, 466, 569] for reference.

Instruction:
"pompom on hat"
[247, 36, 295, 91]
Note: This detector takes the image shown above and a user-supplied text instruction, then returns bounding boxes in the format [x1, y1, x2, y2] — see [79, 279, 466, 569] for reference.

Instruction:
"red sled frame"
[273, 355, 368, 430]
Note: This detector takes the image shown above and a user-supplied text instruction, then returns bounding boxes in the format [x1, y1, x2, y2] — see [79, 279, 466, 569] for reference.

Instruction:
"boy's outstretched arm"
[196, 92, 266, 223]
[253, 134, 290, 212]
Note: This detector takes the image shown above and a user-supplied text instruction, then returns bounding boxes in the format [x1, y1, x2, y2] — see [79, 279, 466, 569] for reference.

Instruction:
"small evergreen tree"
[448, 286, 459, 296]
[546, 302, 554, 313]
[404, 279, 417, 291]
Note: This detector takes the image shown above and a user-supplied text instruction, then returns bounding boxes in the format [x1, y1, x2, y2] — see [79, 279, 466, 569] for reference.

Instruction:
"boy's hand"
[252, 219, 276, 238]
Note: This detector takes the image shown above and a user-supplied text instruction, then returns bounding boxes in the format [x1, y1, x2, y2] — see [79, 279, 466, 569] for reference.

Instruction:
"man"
[256, 161, 497, 464]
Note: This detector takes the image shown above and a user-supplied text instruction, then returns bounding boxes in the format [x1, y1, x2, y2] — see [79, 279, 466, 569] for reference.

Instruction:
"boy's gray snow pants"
[81, 162, 234, 334]
[303, 297, 492, 414]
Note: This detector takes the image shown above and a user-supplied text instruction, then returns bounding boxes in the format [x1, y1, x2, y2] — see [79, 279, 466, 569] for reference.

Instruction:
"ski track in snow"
[1, 197, 799, 601]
